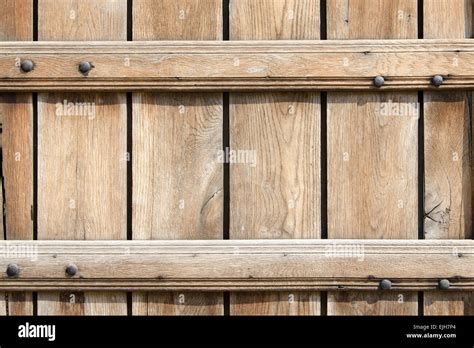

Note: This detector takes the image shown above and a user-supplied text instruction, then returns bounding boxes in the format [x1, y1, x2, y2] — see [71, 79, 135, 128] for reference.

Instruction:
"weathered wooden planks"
[423, 0, 473, 316]
[327, 0, 419, 316]
[5, 40, 474, 91]
[132, 0, 223, 316]
[0, 239, 473, 291]
[0, 0, 33, 316]
[37, 0, 127, 316]
[230, 0, 320, 316]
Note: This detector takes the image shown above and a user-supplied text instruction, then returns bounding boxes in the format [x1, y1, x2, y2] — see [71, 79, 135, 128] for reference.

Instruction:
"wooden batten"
[2, 40, 474, 90]
[0, 240, 472, 291]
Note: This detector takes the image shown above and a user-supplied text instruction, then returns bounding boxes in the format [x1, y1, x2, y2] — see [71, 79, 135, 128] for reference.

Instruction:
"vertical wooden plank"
[424, 292, 474, 316]
[424, 94, 471, 239]
[327, 0, 417, 39]
[229, 0, 320, 316]
[327, 0, 418, 316]
[424, 0, 473, 316]
[133, 0, 222, 40]
[37, 0, 127, 316]
[38, 0, 126, 41]
[230, 0, 320, 40]
[424, 0, 472, 39]
[327, 92, 418, 239]
[0, 0, 32, 41]
[0, 0, 33, 316]
[132, 0, 223, 316]
[1, 96, 33, 241]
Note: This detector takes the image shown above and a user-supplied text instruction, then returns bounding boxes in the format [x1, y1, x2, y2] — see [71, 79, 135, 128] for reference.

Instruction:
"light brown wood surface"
[37, 0, 127, 316]
[230, 93, 320, 239]
[424, 93, 471, 239]
[133, 0, 222, 41]
[328, 92, 418, 238]
[424, 0, 472, 40]
[327, 0, 417, 39]
[423, 0, 473, 316]
[4, 40, 474, 91]
[327, 0, 419, 316]
[132, 0, 223, 316]
[424, 291, 474, 315]
[2, 239, 472, 291]
[230, 0, 320, 316]
[0, 0, 32, 41]
[230, 0, 320, 40]
[0, 0, 33, 316]
[38, 0, 127, 41]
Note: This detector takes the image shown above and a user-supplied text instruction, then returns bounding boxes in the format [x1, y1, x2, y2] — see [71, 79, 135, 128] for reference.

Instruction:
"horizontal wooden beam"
[1, 39, 474, 91]
[0, 240, 472, 291]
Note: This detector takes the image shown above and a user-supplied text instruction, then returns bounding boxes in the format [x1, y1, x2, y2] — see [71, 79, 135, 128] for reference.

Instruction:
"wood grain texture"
[328, 93, 418, 238]
[327, 0, 418, 316]
[230, 0, 320, 315]
[37, 0, 127, 316]
[424, 93, 471, 239]
[0, 0, 32, 41]
[231, 292, 319, 315]
[3, 240, 472, 291]
[4, 40, 474, 91]
[38, 0, 126, 41]
[132, 93, 222, 240]
[424, 0, 472, 39]
[132, 293, 223, 315]
[230, 93, 320, 239]
[423, 0, 473, 316]
[327, 0, 417, 39]
[0, 95, 33, 240]
[38, 93, 127, 239]
[424, 291, 474, 315]
[133, 0, 222, 40]
[328, 292, 417, 316]
[0, 95, 34, 315]
[230, 0, 320, 40]
[0, 0, 33, 316]
[132, 0, 223, 316]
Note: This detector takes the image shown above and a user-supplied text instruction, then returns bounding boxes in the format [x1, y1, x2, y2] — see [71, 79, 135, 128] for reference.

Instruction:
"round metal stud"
[373, 75, 385, 87]
[20, 59, 34, 73]
[6, 263, 19, 277]
[78, 61, 93, 75]
[380, 279, 392, 290]
[65, 264, 78, 276]
[431, 75, 444, 87]
[438, 279, 450, 290]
